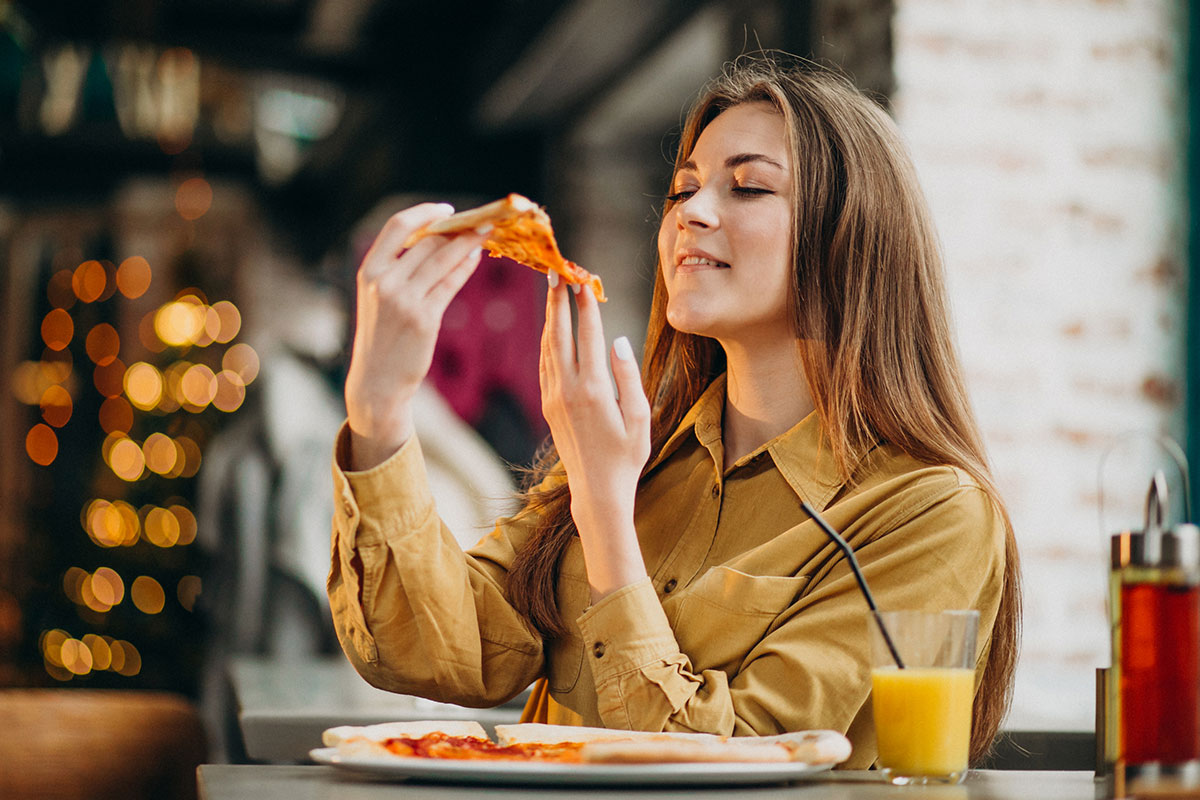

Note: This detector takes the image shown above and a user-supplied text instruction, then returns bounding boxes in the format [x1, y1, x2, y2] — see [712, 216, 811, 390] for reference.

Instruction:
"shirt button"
[342, 499, 354, 516]
[663, 578, 678, 594]
[710, 484, 720, 499]
[592, 642, 606, 658]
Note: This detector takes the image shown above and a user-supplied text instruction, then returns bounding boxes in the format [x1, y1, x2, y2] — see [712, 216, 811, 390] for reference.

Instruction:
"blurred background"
[0, 0, 1192, 787]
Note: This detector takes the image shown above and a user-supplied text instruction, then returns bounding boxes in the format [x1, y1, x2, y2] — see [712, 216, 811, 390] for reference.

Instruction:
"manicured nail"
[614, 336, 634, 361]
[475, 223, 493, 235]
[548, 271, 559, 288]
[570, 282, 581, 295]
[436, 203, 455, 214]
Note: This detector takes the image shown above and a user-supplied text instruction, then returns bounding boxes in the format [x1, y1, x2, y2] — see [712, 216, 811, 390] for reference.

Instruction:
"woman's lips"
[675, 253, 730, 273]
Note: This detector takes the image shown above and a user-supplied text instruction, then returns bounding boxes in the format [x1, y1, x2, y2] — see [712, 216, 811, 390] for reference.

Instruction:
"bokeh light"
[63, 567, 88, 605]
[180, 363, 217, 409]
[143, 433, 178, 475]
[93, 358, 127, 398]
[212, 370, 246, 412]
[155, 299, 206, 347]
[85, 499, 123, 547]
[41, 308, 73, 351]
[222, 342, 260, 383]
[90, 567, 125, 608]
[143, 506, 180, 547]
[72, 260, 107, 303]
[40, 347, 73, 384]
[85, 323, 120, 366]
[99, 396, 134, 434]
[131, 576, 165, 614]
[116, 256, 152, 299]
[175, 176, 213, 221]
[60, 637, 94, 675]
[177, 575, 201, 612]
[108, 437, 146, 482]
[26, 423, 58, 466]
[41, 628, 69, 667]
[176, 436, 202, 477]
[83, 633, 113, 671]
[112, 639, 141, 676]
[47, 269, 77, 309]
[81, 499, 142, 547]
[171, 504, 198, 545]
[211, 300, 241, 343]
[39, 385, 72, 428]
[124, 361, 164, 410]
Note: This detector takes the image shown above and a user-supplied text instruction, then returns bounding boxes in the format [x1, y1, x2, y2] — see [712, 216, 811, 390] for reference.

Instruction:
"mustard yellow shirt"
[328, 376, 1005, 768]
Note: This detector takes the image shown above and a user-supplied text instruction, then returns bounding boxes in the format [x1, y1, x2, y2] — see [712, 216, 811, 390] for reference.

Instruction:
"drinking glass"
[870, 609, 979, 785]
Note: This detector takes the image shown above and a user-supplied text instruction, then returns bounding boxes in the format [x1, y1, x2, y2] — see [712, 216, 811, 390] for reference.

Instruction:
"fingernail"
[548, 271, 559, 289]
[570, 282, 581, 295]
[614, 336, 634, 361]
[475, 223, 493, 235]
[436, 203, 455, 214]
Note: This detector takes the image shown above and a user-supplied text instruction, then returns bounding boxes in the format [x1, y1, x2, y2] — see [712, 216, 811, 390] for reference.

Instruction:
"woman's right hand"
[344, 203, 489, 470]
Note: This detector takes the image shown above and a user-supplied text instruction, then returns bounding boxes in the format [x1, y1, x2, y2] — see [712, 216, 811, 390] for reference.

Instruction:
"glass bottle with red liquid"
[1110, 470, 1200, 778]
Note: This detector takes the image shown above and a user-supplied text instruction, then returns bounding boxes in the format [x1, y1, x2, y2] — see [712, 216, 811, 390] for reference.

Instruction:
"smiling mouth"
[677, 255, 730, 271]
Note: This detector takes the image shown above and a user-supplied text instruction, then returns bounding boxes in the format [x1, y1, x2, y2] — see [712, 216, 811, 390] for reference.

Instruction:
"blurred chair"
[985, 729, 1096, 770]
[0, 689, 206, 800]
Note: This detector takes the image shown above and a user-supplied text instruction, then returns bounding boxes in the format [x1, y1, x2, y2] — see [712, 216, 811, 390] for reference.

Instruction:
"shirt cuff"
[333, 422, 435, 545]
[576, 577, 679, 685]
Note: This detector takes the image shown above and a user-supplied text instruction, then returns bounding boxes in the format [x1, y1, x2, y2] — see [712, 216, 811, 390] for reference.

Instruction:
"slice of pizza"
[323, 720, 583, 762]
[322, 719, 488, 748]
[495, 723, 852, 766]
[403, 194, 606, 302]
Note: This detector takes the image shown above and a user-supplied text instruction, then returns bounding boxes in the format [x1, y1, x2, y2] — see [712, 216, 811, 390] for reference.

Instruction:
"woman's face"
[657, 101, 794, 345]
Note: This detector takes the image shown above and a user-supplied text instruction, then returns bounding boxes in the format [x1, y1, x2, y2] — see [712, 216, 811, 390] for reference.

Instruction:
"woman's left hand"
[540, 271, 652, 599]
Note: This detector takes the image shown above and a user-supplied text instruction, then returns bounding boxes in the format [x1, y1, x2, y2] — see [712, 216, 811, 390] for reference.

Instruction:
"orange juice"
[872, 666, 974, 778]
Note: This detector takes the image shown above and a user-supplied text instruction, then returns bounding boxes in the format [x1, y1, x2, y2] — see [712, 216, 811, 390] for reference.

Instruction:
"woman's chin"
[666, 304, 716, 337]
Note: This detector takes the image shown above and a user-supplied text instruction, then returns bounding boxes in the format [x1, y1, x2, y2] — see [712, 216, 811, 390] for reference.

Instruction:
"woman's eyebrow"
[725, 153, 785, 170]
[678, 153, 785, 172]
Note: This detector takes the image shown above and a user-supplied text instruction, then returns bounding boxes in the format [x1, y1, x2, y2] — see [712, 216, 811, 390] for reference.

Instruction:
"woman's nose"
[678, 188, 718, 229]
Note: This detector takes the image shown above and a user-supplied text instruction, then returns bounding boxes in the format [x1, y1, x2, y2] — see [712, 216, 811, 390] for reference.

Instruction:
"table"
[198, 765, 1101, 799]
[229, 656, 526, 762]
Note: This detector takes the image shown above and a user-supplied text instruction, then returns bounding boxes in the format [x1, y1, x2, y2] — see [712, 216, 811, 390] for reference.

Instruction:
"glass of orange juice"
[870, 609, 979, 785]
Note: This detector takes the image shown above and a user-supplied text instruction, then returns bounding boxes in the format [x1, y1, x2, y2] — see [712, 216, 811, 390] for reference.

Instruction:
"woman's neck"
[721, 338, 815, 470]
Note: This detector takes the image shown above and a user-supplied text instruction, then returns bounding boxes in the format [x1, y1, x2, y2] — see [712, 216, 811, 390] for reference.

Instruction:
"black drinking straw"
[801, 501, 906, 670]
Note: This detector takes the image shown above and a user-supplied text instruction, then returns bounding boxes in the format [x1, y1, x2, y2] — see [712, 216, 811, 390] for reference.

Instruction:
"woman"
[329, 55, 1020, 767]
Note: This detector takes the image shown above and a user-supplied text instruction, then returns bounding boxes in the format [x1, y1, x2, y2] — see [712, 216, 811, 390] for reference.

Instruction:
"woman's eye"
[733, 186, 774, 197]
[665, 190, 695, 203]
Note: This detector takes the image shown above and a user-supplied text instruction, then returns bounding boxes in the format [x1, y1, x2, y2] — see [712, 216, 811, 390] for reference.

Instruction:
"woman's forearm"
[572, 500, 648, 602]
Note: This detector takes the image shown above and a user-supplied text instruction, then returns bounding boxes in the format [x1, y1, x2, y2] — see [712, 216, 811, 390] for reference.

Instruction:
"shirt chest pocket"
[670, 566, 811, 677]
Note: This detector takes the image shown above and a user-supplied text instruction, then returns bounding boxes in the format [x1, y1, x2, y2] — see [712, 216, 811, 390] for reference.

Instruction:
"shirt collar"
[644, 373, 869, 512]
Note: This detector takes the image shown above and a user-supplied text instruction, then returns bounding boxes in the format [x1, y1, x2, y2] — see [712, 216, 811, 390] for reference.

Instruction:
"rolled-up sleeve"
[576, 578, 733, 732]
[327, 423, 543, 707]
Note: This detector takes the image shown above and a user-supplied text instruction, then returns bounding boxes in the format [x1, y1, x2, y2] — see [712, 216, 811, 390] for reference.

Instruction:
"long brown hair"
[506, 54, 1020, 763]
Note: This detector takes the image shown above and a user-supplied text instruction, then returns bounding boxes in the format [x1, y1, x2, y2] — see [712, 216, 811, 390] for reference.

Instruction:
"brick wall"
[891, 0, 1187, 729]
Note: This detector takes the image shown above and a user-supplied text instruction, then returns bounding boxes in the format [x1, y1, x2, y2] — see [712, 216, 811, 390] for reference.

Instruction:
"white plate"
[309, 747, 834, 787]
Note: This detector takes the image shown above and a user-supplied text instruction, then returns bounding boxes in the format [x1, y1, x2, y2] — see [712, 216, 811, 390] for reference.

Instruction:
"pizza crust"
[415, 195, 541, 238]
[322, 719, 488, 747]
